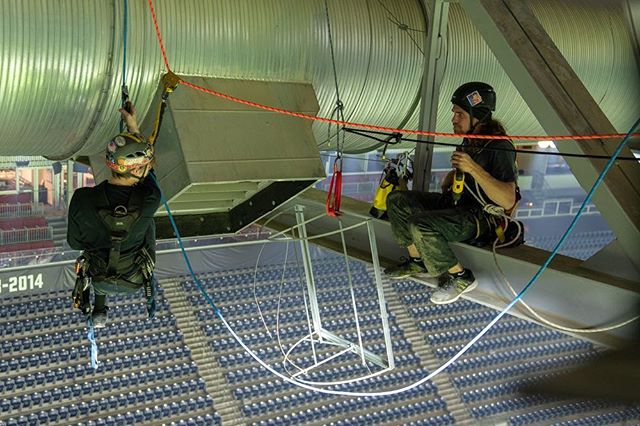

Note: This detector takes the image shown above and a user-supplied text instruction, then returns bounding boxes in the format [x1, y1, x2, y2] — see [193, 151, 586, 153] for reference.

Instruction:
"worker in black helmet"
[67, 104, 162, 327]
[385, 82, 519, 304]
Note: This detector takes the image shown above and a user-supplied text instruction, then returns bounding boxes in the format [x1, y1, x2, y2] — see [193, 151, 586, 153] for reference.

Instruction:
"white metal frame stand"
[289, 205, 395, 374]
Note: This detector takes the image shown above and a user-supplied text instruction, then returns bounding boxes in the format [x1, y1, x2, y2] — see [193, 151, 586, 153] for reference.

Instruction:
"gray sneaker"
[384, 257, 428, 279]
[92, 307, 109, 328]
[430, 269, 477, 304]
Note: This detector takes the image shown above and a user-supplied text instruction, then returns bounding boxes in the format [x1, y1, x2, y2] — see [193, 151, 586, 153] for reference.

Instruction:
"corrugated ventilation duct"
[0, 0, 638, 158]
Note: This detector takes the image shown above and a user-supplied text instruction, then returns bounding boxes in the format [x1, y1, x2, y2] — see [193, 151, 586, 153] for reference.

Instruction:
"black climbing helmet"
[451, 82, 496, 123]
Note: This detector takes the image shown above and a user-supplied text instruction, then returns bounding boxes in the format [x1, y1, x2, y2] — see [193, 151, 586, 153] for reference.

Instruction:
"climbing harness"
[456, 138, 524, 247]
[71, 182, 157, 312]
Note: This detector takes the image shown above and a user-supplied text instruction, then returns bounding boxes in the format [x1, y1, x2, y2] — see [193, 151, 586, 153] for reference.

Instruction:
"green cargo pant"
[386, 191, 489, 275]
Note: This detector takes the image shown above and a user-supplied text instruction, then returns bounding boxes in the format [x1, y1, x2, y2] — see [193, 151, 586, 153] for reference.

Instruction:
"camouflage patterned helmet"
[105, 133, 154, 174]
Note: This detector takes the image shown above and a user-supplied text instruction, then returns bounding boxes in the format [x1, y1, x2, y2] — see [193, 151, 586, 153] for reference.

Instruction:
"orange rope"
[146, 0, 640, 142]
[146, 0, 171, 72]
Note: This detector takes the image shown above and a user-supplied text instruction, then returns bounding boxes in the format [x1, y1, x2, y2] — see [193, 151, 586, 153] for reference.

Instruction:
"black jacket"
[67, 171, 162, 265]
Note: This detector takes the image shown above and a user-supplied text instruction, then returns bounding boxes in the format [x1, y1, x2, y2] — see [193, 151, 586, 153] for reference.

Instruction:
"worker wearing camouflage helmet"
[67, 104, 161, 327]
[385, 82, 519, 304]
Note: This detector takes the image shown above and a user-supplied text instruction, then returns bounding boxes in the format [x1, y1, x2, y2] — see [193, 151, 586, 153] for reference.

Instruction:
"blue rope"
[119, 0, 129, 133]
[151, 174, 221, 317]
[87, 317, 99, 369]
[511, 117, 640, 305]
[86, 0, 128, 370]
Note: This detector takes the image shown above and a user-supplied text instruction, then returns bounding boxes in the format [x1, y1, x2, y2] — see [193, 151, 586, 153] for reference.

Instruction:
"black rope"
[324, 0, 342, 109]
[343, 127, 640, 162]
[320, 152, 404, 165]
[323, 0, 346, 156]
[376, 0, 425, 56]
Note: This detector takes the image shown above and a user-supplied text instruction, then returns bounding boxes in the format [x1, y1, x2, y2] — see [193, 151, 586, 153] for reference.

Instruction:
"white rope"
[465, 181, 639, 333]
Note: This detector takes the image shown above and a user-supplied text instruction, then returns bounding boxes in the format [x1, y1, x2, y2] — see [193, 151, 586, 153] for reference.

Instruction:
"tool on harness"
[370, 153, 413, 219]
[451, 147, 465, 206]
[137, 247, 157, 319]
[71, 255, 92, 316]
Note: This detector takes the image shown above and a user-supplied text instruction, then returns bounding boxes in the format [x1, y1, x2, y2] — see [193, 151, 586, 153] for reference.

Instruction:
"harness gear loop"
[326, 156, 343, 217]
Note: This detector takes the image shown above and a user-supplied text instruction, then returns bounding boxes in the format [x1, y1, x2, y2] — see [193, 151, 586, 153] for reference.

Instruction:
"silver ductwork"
[0, 0, 638, 158]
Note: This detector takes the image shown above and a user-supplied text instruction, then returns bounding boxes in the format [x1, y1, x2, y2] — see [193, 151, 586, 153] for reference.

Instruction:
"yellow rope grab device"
[147, 71, 180, 146]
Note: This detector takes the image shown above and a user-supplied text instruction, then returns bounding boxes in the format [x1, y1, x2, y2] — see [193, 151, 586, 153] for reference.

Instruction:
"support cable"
[119, 0, 130, 132]
[85, 0, 128, 369]
[324, 0, 346, 216]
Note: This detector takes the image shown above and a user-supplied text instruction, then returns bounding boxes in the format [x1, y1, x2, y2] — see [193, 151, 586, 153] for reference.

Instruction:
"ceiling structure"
[0, 0, 638, 159]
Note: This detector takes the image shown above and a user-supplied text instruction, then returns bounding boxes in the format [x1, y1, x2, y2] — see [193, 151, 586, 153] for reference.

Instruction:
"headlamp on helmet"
[105, 132, 154, 174]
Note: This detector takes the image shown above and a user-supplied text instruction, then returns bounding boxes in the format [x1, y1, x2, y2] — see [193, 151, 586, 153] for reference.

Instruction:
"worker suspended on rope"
[384, 82, 522, 305]
[68, 103, 161, 328]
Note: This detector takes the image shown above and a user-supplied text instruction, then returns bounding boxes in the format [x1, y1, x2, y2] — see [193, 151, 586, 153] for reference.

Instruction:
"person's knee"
[386, 191, 408, 213]
[408, 214, 441, 237]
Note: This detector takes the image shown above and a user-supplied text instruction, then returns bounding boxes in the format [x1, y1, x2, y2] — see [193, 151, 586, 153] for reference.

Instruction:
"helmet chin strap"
[129, 164, 149, 184]
[115, 164, 149, 185]
[466, 110, 491, 135]
[467, 110, 479, 135]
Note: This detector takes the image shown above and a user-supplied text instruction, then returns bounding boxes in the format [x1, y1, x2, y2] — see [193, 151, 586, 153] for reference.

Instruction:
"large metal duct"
[0, 0, 638, 158]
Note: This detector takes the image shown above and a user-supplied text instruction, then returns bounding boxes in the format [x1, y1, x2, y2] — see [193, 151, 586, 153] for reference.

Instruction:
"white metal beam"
[413, 0, 450, 191]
